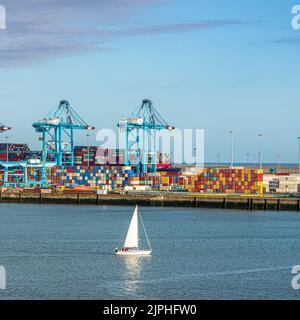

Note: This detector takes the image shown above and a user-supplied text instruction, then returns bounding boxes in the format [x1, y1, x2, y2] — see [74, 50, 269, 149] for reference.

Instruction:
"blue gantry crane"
[118, 99, 175, 174]
[0, 123, 56, 187]
[0, 159, 56, 188]
[32, 100, 94, 167]
[0, 123, 55, 188]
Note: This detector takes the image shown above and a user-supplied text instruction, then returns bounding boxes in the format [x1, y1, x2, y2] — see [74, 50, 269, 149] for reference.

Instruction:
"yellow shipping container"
[162, 177, 169, 184]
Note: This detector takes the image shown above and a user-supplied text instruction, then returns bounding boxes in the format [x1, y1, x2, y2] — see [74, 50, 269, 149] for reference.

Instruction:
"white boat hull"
[115, 249, 152, 256]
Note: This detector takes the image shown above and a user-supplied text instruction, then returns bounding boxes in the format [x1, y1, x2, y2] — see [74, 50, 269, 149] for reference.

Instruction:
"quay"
[0, 192, 300, 211]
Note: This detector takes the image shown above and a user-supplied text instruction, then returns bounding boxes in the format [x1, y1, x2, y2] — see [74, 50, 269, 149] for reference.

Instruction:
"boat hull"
[115, 250, 152, 256]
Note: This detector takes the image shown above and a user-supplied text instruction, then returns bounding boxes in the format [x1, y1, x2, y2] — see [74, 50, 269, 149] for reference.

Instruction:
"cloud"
[112, 20, 244, 36]
[0, 0, 243, 66]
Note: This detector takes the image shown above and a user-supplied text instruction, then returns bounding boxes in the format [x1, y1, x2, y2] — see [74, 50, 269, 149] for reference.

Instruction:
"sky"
[0, 0, 299, 163]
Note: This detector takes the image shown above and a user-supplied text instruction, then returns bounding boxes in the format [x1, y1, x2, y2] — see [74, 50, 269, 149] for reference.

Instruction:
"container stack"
[95, 148, 134, 166]
[109, 149, 125, 165]
[73, 147, 172, 167]
[188, 168, 263, 194]
[47, 165, 137, 189]
[74, 146, 97, 166]
[45, 166, 263, 194]
[75, 147, 127, 166]
[127, 173, 162, 190]
[263, 174, 300, 193]
[0, 143, 30, 162]
[0, 167, 24, 184]
[95, 148, 108, 165]
[27, 167, 42, 183]
[47, 165, 163, 190]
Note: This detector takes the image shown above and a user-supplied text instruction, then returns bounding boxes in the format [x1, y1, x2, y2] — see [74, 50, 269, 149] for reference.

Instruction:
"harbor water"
[0, 204, 299, 299]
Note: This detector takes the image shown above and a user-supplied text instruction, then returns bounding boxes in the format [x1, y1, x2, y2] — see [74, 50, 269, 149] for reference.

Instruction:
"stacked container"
[74, 146, 98, 166]
[45, 166, 263, 194]
[0, 143, 30, 162]
[0, 167, 24, 184]
[47, 165, 137, 189]
[188, 168, 263, 194]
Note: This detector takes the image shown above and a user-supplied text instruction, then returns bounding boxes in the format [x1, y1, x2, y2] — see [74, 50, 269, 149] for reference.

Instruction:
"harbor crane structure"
[0, 124, 55, 187]
[0, 159, 56, 188]
[32, 100, 94, 166]
[118, 99, 175, 174]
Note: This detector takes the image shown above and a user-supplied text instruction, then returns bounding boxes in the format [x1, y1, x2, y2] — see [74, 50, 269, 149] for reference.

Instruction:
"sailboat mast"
[137, 206, 140, 249]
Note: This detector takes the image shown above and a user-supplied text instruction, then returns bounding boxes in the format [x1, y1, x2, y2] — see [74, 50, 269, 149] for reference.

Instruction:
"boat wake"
[118, 265, 293, 285]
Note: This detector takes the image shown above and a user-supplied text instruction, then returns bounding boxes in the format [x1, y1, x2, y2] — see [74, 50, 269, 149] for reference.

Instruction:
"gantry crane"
[32, 100, 94, 166]
[0, 123, 56, 187]
[118, 99, 175, 174]
[0, 159, 56, 188]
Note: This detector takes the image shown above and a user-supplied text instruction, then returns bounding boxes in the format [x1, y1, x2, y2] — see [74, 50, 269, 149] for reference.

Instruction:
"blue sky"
[0, 0, 299, 163]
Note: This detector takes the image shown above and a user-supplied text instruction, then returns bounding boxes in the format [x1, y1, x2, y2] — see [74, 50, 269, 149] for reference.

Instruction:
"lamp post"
[216, 153, 220, 165]
[253, 154, 256, 167]
[259, 134, 263, 170]
[229, 130, 234, 167]
[246, 153, 250, 167]
[276, 154, 281, 170]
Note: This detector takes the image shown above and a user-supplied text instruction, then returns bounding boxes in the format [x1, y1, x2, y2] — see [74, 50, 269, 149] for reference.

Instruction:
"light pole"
[253, 154, 256, 167]
[259, 134, 263, 170]
[298, 137, 300, 174]
[86, 134, 90, 166]
[246, 153, 250, 167]
[276, 154, 281, 170]
[216, 153, 220, 165]
[229, 130, 234, 167]
[5, 135, 9, 163]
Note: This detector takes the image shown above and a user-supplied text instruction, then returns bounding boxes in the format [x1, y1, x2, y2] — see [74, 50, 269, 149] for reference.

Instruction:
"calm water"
[0, 204, 299, 300]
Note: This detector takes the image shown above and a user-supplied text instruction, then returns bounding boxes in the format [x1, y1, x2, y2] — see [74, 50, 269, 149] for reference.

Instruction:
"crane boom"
[118, 99, 174, 173]
[33, 100, 94, 166]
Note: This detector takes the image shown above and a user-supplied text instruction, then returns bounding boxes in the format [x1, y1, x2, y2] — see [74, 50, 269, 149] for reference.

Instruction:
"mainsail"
[124, 206, 139, 248]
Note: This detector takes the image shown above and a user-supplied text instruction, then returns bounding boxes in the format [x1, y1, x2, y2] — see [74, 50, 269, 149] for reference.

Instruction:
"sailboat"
[115, 205, 152, 256]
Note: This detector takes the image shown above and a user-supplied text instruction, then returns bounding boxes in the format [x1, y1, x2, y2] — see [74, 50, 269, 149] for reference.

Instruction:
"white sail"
[124, 206, 139, 248]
